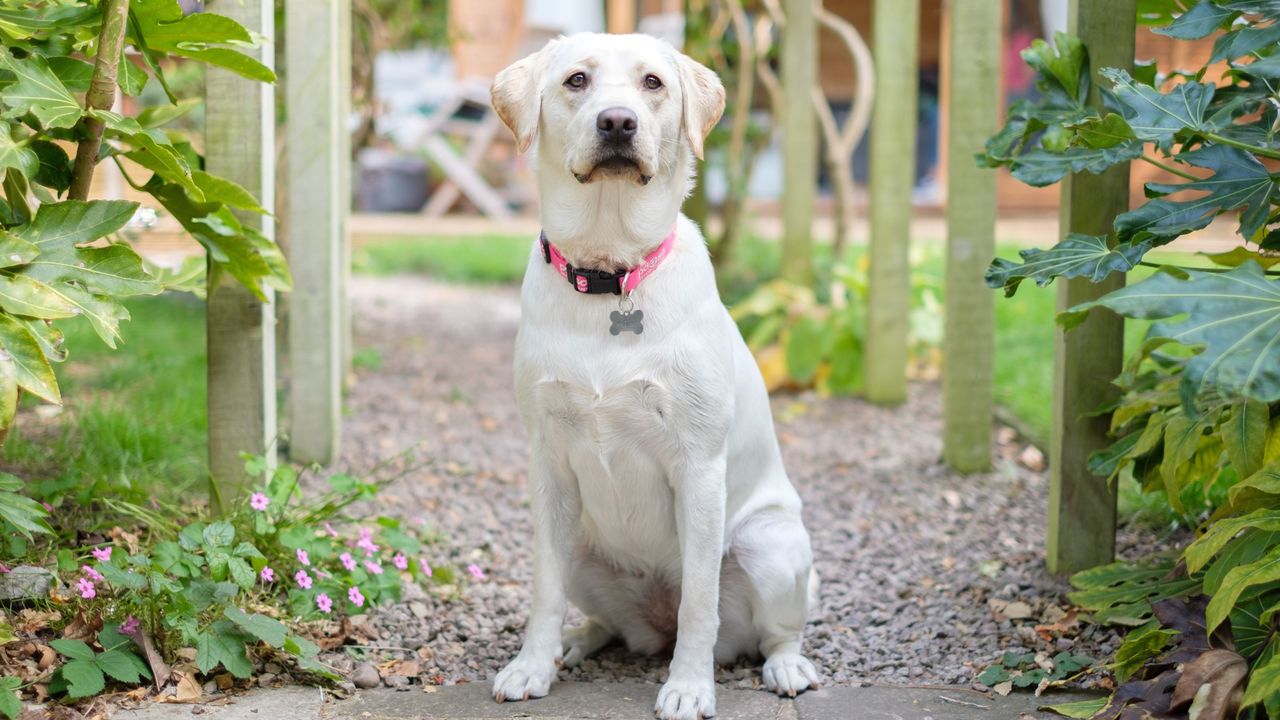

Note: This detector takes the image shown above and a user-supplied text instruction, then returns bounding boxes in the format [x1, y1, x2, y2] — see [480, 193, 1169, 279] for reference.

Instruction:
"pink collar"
[540, 228, 676, 296]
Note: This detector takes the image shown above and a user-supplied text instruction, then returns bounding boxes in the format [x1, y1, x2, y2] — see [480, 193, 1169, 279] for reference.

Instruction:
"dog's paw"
[762, 652, 820, 697]
[493, 653, 557, 703]
[655, 675, 716, 720]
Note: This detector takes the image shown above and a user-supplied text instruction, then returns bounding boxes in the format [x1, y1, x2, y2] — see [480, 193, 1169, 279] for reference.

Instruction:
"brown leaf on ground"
[1168, 649, 1247, 719]
[133, 626, 171, 691]
[107, 527, 142, 555]
[378, 659, 420, 678]
[15, 609, 58, 635]
[169, 670, 202, 703]
[61, 610, 102, 642]
[310, 619, 352, 651]
[35, 645, 55, 670]
[1035, 608, 1079, 641]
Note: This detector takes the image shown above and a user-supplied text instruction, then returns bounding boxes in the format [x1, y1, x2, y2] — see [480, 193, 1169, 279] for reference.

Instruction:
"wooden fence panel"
[780, 0, 818, 285]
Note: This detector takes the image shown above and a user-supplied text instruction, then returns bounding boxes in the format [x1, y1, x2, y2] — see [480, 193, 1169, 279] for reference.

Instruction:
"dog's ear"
[491, 46, 552, 154]
[675, 53, 725, 161]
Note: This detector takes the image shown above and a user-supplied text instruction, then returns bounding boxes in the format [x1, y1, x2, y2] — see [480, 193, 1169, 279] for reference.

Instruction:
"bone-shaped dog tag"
[609, 309, 644, 335]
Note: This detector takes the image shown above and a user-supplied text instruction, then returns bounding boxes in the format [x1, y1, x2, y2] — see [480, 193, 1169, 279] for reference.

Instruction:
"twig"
[937, 694, 990, 709]
[69, 0, 130, 201]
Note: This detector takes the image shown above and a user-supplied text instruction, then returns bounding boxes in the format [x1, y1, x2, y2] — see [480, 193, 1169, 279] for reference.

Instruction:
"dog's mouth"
[574, 154, 652, 186]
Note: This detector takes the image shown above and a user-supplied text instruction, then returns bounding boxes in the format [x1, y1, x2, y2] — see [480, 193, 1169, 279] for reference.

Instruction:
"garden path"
[327, 274, 1161, 692]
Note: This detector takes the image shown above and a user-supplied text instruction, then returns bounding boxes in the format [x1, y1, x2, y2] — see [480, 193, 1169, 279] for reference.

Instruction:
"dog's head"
[491, 33, 725, 186]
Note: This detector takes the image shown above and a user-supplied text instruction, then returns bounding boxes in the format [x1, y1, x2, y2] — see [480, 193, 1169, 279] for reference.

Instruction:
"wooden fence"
[204, 0, 1130, 573]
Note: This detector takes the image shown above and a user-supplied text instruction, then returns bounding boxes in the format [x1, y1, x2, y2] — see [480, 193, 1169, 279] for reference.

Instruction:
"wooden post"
[780, 0, 817, 285]
[865, 0, 919, 405]
[1047, 0, 1134, 573]
[339, 0, 353, 380]
[607, 0, 636, 33]
[205, 0, 276, 503]
[942, 0, 1000, 473]
[286, 0, 347, 464]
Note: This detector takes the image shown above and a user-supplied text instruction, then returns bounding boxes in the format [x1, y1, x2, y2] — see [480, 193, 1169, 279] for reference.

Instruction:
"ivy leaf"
[1102, 67, 1214, 147]
[0, 53, 83, 129]
[1062, 263, 1280, 406]
[985, 233, 1152, 296]
[223, 607, 286, 648]
[1135, 145, 1276, 240]
[1154, 1, 1238, 39]
[59, 659, 104, 699]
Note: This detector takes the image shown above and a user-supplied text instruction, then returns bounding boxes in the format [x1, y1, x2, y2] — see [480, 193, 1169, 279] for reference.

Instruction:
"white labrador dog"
[490, 32, 819, 720]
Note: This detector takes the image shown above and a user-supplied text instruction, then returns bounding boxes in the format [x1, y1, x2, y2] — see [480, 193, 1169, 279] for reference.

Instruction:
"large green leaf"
[132, 6, 276, 83]
[1061, 263, 1280, 406]
[1154, 1, 1238, 39]
[986, 233, 1153, 296]
[1069, 558, 1201, 625]
[28, 140, 71, 193]
[58, 659, 103, 699]
[0, 231, 37, 270]
[94, 649, 150, 684]
[121, 130, 203, 201]
[0, 126, 37, 182]
[195, 621, 253, 679]
[13, 200, 138, 247]
[1207, 544, 1280, 631]
[0, 4, 98, 40]
[1244, 636, 1280, 707]
[1132, 145, 1276, 240]
[1230, 594, 1275, 658]
[0, 273, 77, 319]
[24, 244, 161, 298]
[1022, 33, 1088, 105]
[223, 607, 286, 648]
[1102, 68, 1214, 147]
[0, 314, 58, 403]
[1210, 21, 1280, 63]
[1224, 398, 1271, 479]
[1006, 141, 1145, 187]
[0, 52, 83, 129]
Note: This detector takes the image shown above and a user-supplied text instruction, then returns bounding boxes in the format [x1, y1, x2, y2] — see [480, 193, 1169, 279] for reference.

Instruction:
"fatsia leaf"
[1210, 21, 1280, 63]
[0, 314, 58, 403]
[1243, 638, 1280, 707]
[1005, 141, 1145, 187]
[28, 140, 71, 193]
[0, 273, 77, 319]
[0, 126, 37, 182]
[1021, 33, 1088, 105]
[135, 98, 200, 129]
[1154, 1, 1238, 39]
[0, 353, 15, 432]
[1102, 67, 1214, 147]
[42, 283, 129, 349]
[0, 230, 38, 269]
[0, 52, 83, 129]
[1224, 398, 1271, 478]
[132, 8, 276, 83]
[1207, 544, 1280, 631]
[1229, 594, 1274, 658]
[985, 233, 1152, 296]
[1060, 263, 1280, 406]
[1135, 145, 1277, 240]
[121, 130, 203, 201]
[0, 4, 98, 40]
[1202, 246, 1280, 270]
[13, 200, 138, 248]
[1069, 113, 1137, 148]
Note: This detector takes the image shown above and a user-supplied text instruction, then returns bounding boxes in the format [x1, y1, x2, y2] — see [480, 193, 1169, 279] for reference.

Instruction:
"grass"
[353, 235, 534, 283]
[1, 294, 208, 508]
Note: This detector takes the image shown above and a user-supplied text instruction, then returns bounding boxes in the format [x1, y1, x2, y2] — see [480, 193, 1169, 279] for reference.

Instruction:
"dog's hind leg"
[732, 509, 821, 697]
[561, 620, 614, 667]
[566, 551, 675, 659]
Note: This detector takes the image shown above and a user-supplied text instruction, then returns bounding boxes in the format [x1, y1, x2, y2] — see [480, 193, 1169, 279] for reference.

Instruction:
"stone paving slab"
[100, 684, 1101, 720]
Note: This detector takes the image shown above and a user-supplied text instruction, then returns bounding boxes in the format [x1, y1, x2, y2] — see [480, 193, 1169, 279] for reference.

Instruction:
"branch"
[68, 0, 130, 201]
[1203, 131, 1280, 161]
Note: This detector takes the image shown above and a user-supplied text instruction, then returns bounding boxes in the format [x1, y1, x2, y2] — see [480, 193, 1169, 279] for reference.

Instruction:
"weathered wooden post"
[942, 0, 1000, 473]
[286, 0, 349, 464]
[865, 0, 919, 405]
[607, 0, 636, 33]
[779, 0, 817, 285]
[205, 0, 276, 503]
[1048, 0, 1134, 573]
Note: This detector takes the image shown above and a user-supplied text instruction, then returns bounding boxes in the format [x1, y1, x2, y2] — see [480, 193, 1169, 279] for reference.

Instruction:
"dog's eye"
[643, 74, 663, 90]
[564, 72, 587, 89]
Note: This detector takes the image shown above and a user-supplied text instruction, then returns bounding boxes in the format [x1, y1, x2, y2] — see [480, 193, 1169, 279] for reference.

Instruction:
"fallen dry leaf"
[15, 609, 58, 635]
[132, 626, 171, 691]
[172, 671, 202, 703]
[61, 610, 102, 642]
[1169, 649, 1247, 720]
[992, 681, 1013, 696]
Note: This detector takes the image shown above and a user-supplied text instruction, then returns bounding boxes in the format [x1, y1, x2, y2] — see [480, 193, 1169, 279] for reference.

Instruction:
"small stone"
[0, 567, 55, 601]
[386, 674, 410, 690]
[256, 673, 275, 687]
[410, 601, 429, 619]
[351, 661, 381, 689]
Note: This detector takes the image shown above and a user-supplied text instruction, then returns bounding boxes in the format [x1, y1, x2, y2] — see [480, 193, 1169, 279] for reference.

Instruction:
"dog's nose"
[596, 107, 638, 144]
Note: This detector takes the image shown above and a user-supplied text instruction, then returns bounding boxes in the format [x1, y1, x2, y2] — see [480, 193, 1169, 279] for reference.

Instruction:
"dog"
[489, 32, 819, 720]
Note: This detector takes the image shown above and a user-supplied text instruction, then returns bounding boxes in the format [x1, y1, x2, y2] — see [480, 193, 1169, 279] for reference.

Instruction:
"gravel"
[320, 275, 1163, 690]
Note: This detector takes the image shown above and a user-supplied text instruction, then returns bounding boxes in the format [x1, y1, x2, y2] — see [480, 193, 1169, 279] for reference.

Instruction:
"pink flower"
[0, 564, 10, 574]
[316, 570, 331, 580]
[392, 553, 408, 571]
[339, 552, 356, 571]
[82, 565, 104, 583]
[418, 558, 432, 577]
[323, 522, 339, 538]
[260, 566, 275, 583]
[316, 593, 333, 613]
[364, 560, 384, 575]
[296, 548, 310, 566]
[250, 492, 269, 511]
[294, 569, 313, 590]
[348, 586, 365, 608]
[468, 563, 486, 580]
[41, 502, 53, 512]
[91, 546, 112, 563]
[355, 527, 378, 556]
[77, 578, 96, 599]
[120, 616, 140, 636]
[358, 527, 372, 543]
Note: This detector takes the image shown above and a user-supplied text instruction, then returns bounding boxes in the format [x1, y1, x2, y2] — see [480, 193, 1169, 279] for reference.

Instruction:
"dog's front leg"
[656, 454, 727, 720]
[493, 450, 579, 703]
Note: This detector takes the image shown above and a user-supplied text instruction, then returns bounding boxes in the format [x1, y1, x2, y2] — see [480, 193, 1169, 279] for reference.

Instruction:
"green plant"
[976, 650, 1094, 695]
[730, 254, 942, 394]
[982, 0, 1280, 714]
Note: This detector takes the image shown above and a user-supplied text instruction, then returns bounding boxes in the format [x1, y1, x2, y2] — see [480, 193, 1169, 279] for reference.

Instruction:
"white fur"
[490, 33, 819, 720]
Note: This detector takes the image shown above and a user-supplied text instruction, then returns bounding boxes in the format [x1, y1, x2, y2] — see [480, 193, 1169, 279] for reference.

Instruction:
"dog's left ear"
[675, 53, 725, 161]
[492, 45, 553, 154]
